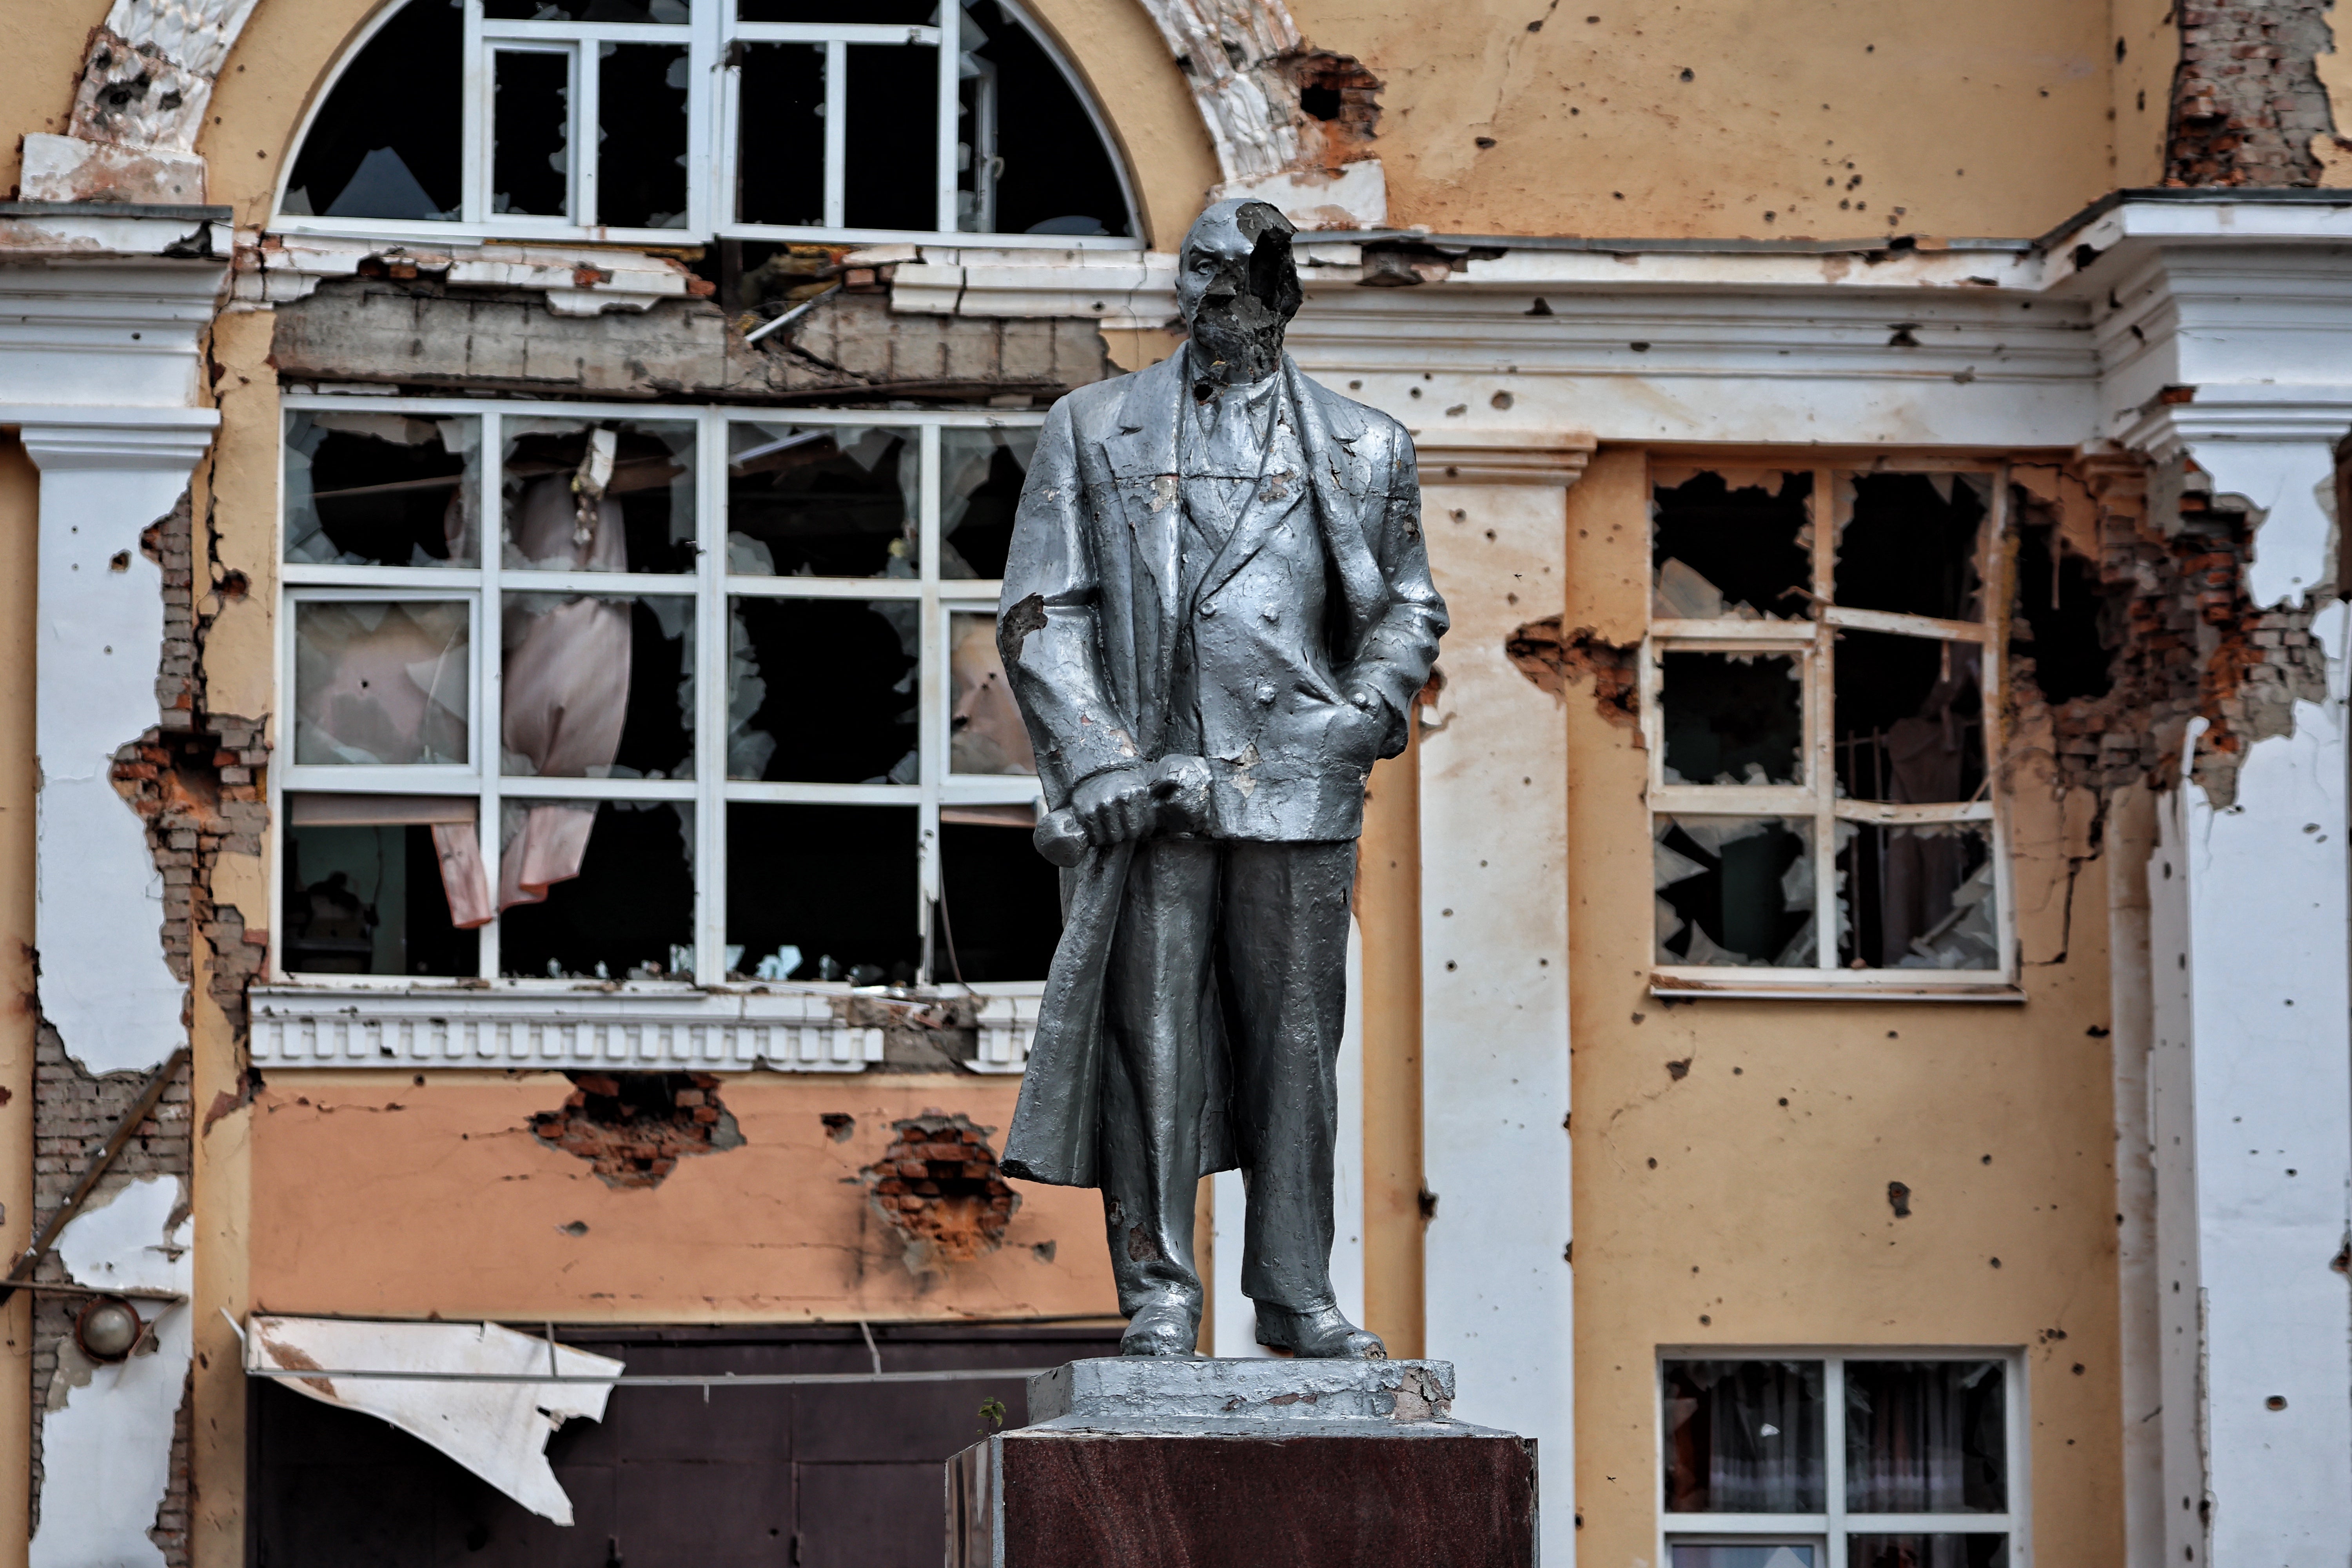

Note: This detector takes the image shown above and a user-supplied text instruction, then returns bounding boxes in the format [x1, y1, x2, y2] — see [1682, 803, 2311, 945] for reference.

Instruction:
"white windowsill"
[250, 980, 1044, 1073]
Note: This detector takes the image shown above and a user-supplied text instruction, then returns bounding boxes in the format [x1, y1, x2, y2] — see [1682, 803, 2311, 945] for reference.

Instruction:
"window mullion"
[935, 4, 961, 234]
[1810, 467, 1838, 974]
[1824, 1355, 1848, 1568]
[694, 410, 728, 985]
[917, 423, 944, 985]
[822, 41, 847, 229]
[477, 407, 505, 982]
[462, 0, 488, 225]
[573, 40, 597, 227]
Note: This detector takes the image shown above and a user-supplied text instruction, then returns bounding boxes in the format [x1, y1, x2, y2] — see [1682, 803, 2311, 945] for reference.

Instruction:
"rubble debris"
[1504, 617, 1638, 726]
[531, 1073, 743, 1189]
[862, 1113, 1021, 1270]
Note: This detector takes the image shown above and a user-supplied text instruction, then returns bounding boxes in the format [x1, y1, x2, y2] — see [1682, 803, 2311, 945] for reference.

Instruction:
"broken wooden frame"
[275, 394, 1051, 993]
[1656, 1348, 2029, 1568]
[271, 0, 1143, 249]
[1644, 460, 2018, 1001]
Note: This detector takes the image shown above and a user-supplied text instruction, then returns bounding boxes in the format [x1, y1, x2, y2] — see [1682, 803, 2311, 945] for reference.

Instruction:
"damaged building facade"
[0, 0, 2349, 1563]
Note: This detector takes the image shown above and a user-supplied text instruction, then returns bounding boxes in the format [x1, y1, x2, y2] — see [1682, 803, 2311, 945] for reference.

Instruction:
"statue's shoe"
[1119, 1293, 1201, 1356]
[1254, 1301, 1387, 1360]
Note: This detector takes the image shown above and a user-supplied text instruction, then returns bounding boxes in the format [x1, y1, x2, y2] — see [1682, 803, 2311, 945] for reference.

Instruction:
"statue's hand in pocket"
[1329, 692, 1388, 770]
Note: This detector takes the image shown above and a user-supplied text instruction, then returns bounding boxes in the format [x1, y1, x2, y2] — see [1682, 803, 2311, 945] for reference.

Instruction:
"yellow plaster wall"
[1564, 449, 2125, 1564]
[246, 1073, 1118, 1323]
[0, 436, 38, 1568]
[2113, 0, 2176, 188]
[1295, 0, 2127, 240]
[0, 2, 110, 199]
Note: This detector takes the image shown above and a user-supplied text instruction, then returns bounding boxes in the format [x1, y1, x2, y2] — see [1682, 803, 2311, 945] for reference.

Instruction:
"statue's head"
[1176, 198, 1301, 385]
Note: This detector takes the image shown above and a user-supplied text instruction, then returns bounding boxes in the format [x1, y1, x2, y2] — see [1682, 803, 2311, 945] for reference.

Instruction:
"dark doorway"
[249, 1321, 1119, 1567]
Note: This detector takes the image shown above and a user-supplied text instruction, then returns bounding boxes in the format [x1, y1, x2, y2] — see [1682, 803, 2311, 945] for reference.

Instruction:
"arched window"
[280, 0, 1139, 246]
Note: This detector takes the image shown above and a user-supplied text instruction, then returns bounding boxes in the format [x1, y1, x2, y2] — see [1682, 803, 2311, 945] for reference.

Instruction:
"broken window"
[1646, 464, 2006, 992]
[281, 402, 1051, 988]
[1663, 1354, 2016, 1568]
[277, 0, 1136, 243]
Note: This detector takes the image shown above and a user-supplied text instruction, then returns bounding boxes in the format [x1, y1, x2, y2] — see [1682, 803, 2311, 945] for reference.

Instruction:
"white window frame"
[270, 0, 1143, 250]
[1657, 1348, 2032, 1568]
[274, 391, 1047, 1000]
[1645, 458, 2020, 1001]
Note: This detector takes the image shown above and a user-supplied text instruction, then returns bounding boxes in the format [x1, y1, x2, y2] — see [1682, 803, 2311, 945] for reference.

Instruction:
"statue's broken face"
[1176, 201, 1302, 385]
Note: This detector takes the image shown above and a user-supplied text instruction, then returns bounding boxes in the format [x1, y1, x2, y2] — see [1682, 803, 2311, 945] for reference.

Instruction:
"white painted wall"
[1418, 478, 1572, 1564]
[29, 1176, 194, 1568]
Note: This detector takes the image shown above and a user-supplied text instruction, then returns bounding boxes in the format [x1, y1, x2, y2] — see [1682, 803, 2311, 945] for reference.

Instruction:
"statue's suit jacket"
[995, 349, 1447, 1187]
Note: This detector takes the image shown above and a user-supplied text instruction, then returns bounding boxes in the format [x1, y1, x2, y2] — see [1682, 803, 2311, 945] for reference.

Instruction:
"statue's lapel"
[1098, 353, 1185, 737]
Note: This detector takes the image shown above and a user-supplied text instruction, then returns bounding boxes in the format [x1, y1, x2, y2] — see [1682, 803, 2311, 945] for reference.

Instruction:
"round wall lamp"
[73, 1295, 144, 1363]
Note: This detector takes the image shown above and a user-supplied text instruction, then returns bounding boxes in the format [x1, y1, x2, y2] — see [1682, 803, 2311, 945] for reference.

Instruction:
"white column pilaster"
[13, 410, 219, 1075]
[1414, 432, 1588, 1566]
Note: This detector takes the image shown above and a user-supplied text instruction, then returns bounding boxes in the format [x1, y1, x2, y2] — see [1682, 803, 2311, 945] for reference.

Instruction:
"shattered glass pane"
[294, 601, 470, 766]
[492, 49, 572, 218]
[729, 598, 916, 782]
[1651, 469, 1813, 621]
[726, 423, 912, 578]
[1837, 823, 1997, 971]
[486, 0, 689, 18]
[727, 804, 920, 985]
[504, 419, 696, 573]
[499, 802, 693, 979]
[1834, 472, 1986, 621]
[1655, 817, 1815, 967]
[939, 426, 1037, 579]
[845, 44, 939, 232]
[1846, 1361, 2006, 1513]
[962, 0, 1132, 238]
[1662, 1359, 1826, 1512]
[1670, 1548, 1817, 1568]
[597, 44, 690, 229]
[285, 411, 477, 568]
[281, 818, 479, 977]
[1846, 1537, 2007, 1568]
[736, 43, 825, 227]
[950, 612, 1035, 776]
[1833, 632, 1983, 804]
[280, 0, 461, 221]
[503, 594, 693, 779]
[1661, 652, 1803, 786]
[939, 822, 1060, 982]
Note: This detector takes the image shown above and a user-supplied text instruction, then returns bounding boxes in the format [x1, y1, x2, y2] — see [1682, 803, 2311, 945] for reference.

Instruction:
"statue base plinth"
[946, 1358, 1537, 1568]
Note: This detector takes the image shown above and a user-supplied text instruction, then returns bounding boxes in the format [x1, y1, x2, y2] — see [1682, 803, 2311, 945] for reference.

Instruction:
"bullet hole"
[1475, 136, 1497, 149]
[863, 1113, 1020, 1268]
[1445, 959, 1457, 970]
[1732, 1066, 1742, 1074]
[1562, 1240, 1573, 1264]
[2074, 1363, 2087, 1376]
[2116, 36, 2127, 62]
[1527, 18, 1543, 30]
[109, 550, 131, 572]
[1409, 387, 1422, 398]
[1989, 1257, 2002, 1268]
[1613, 192, 1625, 200]
[1698, 1314, 1710, 1325]
[1629, 341, 1651, 352]
[821, 1111, 856, 1142]
[412, 1074, 425, 1086]
[1631, 1012, 1646, 1024]
[1445, 404, 1468, 416]
[1679, 68, 1693, 81]
[533, 1072, 742, 1189]
[1491, 390, 1515, 410]
[1647, 1157, 1658, 1169]
[1526, 298, 1553, 316]
[1887, 1181, 1912, 1218]
[1418, 1187, 1439, 1220]
[1764, 212, 1776, 221]
[1032, 1240, 1057, 1263]
[1886, 1031, 1898, 1040]
[1982, 1154, 1992, 1164]
[1348, 379, 1363, 389]
[2266, 1395, 2287, 1410]
[559, 1220, 589, 1236]
[1778, 1098, 1789, 1107]
[1666, 1058, 1691, 1080]
[1886, 324, 1920, 348]
[2086, 1025, 2111, 1038]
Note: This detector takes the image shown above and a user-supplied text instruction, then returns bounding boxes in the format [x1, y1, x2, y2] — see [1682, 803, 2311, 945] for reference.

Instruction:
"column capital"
[4, 406, 219, 472]
[1409, 429, 1596, 487]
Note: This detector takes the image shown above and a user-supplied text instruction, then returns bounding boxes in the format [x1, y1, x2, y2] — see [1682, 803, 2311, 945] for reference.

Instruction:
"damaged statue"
[995, 200, 1448, 1358]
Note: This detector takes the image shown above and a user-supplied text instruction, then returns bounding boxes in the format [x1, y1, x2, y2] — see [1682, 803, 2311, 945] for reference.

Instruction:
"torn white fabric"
[31, 1176, 193, 1568]
[248, 1317, 622, 1525]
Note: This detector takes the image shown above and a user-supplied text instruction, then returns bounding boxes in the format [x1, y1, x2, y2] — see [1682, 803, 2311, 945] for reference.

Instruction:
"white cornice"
[1410, 429, 1597, 486]
[6, 407, 220, 471]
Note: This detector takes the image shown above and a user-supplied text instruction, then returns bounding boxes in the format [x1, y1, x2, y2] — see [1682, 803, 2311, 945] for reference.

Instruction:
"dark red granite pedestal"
[946, 1359, 1537, 1568]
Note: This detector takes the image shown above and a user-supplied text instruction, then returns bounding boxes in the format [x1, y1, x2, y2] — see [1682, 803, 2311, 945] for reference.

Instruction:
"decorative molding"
[9, 408, 220, 472]
[250, 988, 888, 1073]
[1410, 429, 1597, 487]
[234, 231, 699, 317]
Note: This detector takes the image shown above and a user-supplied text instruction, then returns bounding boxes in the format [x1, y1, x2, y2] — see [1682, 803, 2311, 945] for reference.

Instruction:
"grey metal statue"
[993, 199, 1448, 1359]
